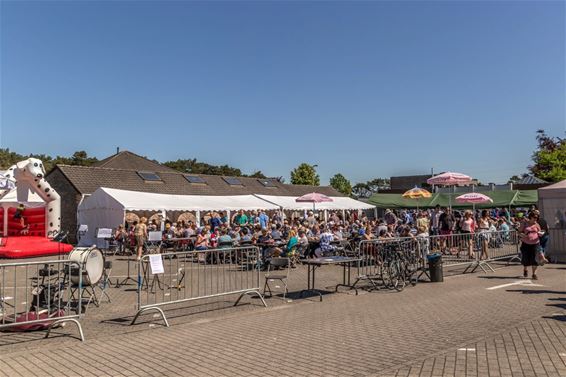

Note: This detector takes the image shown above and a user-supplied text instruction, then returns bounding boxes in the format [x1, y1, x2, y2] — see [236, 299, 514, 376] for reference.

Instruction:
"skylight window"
[185, 175, 207, 184]
[259, 179, 277, 187]
[137, 171, 162, 181]
[223, 177, 244, 186]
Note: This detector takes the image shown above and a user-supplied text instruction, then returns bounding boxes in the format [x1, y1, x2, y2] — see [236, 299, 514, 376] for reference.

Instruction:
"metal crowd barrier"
[429, 230, 520, 273]
[354, 237, 427, 290]
[353, 230, 521, 288]
[131, 246, 267, 326]
[0, 259, 84, 341]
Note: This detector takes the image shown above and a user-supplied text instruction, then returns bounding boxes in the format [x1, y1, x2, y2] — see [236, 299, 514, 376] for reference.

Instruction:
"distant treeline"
[0, 149, 270, 179]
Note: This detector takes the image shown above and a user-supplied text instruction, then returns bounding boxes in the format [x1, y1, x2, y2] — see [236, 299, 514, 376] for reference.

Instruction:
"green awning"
[367, 190, 538, 209]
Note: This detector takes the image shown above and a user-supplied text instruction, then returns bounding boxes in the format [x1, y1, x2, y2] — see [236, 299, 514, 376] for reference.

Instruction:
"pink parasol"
[296, 192, 333, 211]
[295, 192, 333, 203]
[427, 172, 472, 186]
[455, 193, 493, 204]
[427, 172, 472, 209]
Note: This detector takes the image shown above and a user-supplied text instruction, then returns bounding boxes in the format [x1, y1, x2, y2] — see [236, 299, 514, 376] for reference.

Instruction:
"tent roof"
[516, 175, 548, 185]
[539, 179, 566, 191]
[255, 194, 375, 210]
[81, 187, 280, 212]
[368, 190, 538, 209]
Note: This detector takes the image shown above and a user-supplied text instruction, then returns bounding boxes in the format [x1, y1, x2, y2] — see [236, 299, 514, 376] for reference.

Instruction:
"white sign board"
[78, 224, 89, 232]
[149, 254, 164, 275]
[148, 231, 162, 242]
[97, 228, 113, 239]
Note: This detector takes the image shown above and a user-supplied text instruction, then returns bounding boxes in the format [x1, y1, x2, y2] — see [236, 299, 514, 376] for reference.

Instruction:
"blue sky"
[1, 1, 564, 185]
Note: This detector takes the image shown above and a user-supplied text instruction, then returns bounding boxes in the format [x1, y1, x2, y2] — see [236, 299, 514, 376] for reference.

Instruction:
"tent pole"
[373, 207, 377, 220]
[161, 209, 166, 231]
[324, 210, 328, 224]
[196, 211, 201, 227]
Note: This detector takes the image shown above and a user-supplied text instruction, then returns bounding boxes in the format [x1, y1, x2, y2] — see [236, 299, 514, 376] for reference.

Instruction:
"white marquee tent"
[254, 194, 375, 211]
[538, 180, 566, 262]
[77, 187, 280, 246]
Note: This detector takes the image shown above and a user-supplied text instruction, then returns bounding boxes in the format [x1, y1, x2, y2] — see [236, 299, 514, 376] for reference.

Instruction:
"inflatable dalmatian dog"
[5, 158, 61, 237]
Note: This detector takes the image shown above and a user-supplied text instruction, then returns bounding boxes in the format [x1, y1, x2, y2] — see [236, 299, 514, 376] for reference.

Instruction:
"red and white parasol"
[427, 172, 472, 186]
[427, 172, 472, 209]
[455, 193, 493, 204]
[296, 192, 333, 211]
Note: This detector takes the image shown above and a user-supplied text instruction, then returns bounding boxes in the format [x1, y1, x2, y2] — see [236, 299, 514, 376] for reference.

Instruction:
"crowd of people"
[112, 205, 550, 277]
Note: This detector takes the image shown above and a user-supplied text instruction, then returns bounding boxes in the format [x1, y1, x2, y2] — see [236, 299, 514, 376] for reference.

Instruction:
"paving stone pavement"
[0, 258, 564, 376]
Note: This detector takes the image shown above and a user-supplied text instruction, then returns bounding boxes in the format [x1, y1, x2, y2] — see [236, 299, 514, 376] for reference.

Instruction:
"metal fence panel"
[0, 259, 84, 341]
[131, 246, 266, 326]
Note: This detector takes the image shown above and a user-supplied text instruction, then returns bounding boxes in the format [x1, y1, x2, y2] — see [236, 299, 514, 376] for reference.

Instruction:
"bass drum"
[68, 247, 104, 286]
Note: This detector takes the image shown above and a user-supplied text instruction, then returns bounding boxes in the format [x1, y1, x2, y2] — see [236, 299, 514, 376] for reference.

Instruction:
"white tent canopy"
[81, 187, 280, 212]
[77, 187, 280, 246]
[254, 194, 375, 210]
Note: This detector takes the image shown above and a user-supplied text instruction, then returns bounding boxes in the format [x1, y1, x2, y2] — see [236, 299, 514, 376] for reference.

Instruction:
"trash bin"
[427, 253, 443, 282]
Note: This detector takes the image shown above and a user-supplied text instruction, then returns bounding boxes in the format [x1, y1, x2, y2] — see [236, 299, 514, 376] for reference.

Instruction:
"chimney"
[116, 147, 120, 154]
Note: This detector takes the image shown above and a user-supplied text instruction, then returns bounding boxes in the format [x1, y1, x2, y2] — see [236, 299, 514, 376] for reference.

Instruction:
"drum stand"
[115, 258, 138, 288]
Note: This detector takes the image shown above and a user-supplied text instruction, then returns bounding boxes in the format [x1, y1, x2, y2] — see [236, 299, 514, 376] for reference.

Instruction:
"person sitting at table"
[229, 226, 241, 244]
[280, 230, 299, 267]
[163, 223, 175, 240]
[270, 224, 282, 241]
[315, 227, 336, 257]
[217, 229, 233, 248]
[378, 229, 390, 239]
[258, 228, 277, 258]
[240, 228, 253, 244]
[209, 227, 219, 249]
[194, 229, 209, 250]
[399, 225, 415, 239]
[332, 225, 344, 241]
[148, 219, 158, 232]
[297, 230, 309, 255]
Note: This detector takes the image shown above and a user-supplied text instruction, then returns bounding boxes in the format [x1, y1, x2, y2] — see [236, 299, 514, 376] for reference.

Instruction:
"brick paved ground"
[0, 256, 564, 376]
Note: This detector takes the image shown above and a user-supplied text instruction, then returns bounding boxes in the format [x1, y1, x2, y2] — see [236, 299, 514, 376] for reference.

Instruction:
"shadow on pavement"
[546, 302, 566, 310]
[101, 299, 263, 327]
[477, 275, 522, 280]
[506, 289, 566, 295]
[542, 314, 566, 322]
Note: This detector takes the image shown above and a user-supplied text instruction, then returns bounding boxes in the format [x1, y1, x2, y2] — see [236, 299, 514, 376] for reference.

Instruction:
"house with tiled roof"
[46, 150, 341, 242]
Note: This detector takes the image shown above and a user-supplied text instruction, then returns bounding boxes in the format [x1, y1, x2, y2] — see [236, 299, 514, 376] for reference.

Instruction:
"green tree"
[290, 163, 320, 186]
[247, 170, 267, 179]
[330, 173, 352, 196]
[163, 158, 243, 176]
[0, 148, 24, 169]
[529, 130, 566, 182]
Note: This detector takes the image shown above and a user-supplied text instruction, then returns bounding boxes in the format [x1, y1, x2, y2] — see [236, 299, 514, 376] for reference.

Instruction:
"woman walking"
[518, 212, 542, 280]
[134, 217, 148, 260]
[459, 211, 475, 259]
[477, 210, 491, 260]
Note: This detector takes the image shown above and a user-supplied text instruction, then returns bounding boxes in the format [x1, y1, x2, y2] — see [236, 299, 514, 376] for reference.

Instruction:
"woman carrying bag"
[518, 212, 542, 280]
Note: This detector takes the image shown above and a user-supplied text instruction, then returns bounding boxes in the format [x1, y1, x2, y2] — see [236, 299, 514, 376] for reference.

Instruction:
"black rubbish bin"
[427, 253, 443, 282]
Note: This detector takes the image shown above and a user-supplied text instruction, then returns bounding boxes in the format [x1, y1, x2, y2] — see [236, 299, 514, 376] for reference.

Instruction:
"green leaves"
[290, 163, 320, 186]
[330, 173, 352, 196]
[529, 130, 566, 183]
